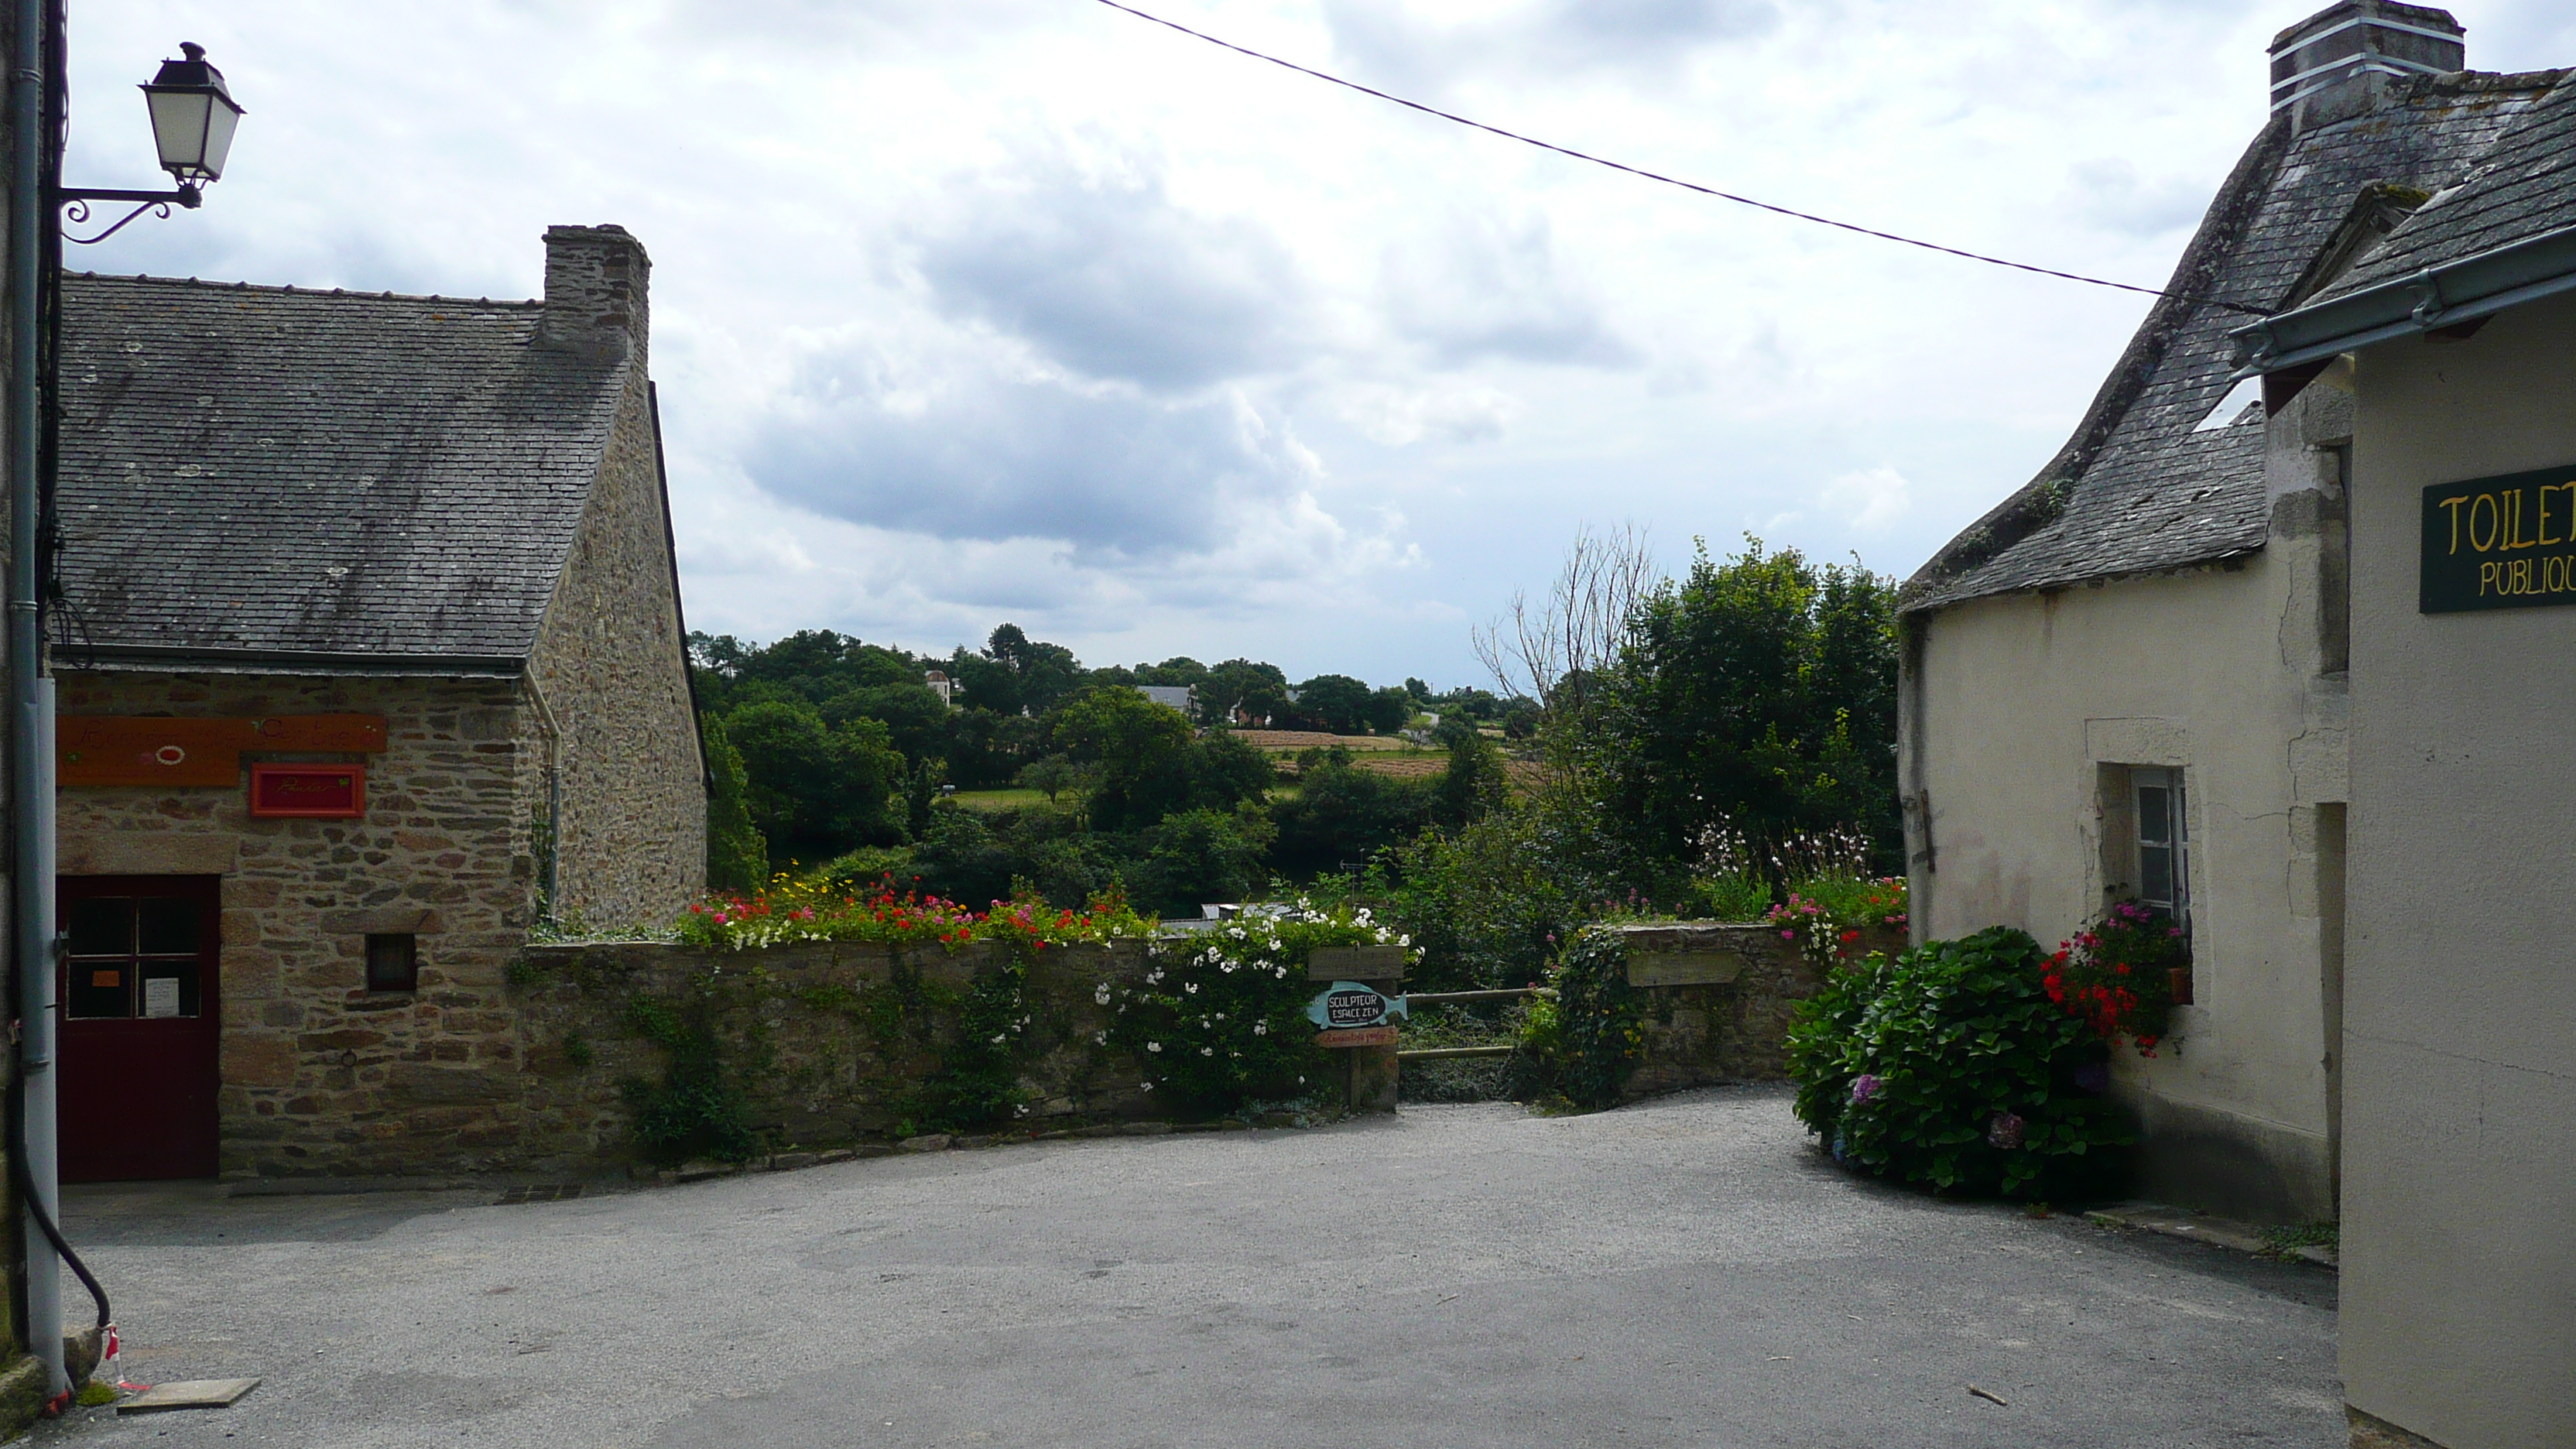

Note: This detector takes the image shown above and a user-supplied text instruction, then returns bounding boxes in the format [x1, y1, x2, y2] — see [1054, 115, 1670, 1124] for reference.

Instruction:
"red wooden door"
[58, 875, 221, 1181]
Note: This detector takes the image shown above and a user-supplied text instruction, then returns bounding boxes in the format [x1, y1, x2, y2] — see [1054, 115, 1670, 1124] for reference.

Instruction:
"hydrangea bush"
[1105, 899, 1414, 1113]
[1786, 927, 2132, 1197]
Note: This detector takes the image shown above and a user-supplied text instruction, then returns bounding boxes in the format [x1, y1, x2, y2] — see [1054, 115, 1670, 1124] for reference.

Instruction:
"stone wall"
[526, 371, 705, 929]
[503, 939, 1162, 1172]
[1615, 922, 1906, 1098]
[55, 670, 542, 1179]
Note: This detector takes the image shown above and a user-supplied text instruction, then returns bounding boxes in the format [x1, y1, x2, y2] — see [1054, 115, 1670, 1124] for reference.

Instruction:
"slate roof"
[1903, 70, 2566, 613]
[52, 273, 633, 670]
[2324, 73, 2576, 291]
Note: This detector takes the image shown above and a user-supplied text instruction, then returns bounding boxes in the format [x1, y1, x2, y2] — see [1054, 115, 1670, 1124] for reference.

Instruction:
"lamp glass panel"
[145, 88, 212, 173]
[197, 100, 241, 180]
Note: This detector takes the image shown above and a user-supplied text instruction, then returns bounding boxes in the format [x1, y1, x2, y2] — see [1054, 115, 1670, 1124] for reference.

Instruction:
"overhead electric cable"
[1091, 0, 2273, 318]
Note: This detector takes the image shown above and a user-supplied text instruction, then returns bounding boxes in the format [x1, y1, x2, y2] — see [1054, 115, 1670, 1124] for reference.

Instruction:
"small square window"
[365, 933, 419, 992]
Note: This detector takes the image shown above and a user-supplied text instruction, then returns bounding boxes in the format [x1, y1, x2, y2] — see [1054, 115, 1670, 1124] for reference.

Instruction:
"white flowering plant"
[1105, 899, 1416, 1111]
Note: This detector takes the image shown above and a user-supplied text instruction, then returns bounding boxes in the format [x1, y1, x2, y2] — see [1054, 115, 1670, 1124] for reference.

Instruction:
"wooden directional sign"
[1316, 1026, 1397, 1048]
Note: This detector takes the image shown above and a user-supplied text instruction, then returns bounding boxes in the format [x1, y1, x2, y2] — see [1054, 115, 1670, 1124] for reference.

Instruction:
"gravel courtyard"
[36, 1085, 2341, 1447]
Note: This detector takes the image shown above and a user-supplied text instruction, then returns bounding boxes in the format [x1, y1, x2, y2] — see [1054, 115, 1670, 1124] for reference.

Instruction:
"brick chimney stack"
[540, 224, 650, 366]
[2269, 2, 2465, 135]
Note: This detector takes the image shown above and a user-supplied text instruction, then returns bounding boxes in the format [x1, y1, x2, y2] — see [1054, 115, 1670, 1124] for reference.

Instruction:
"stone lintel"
[60, 831, 239, 876]
[318, 908, 444, 935]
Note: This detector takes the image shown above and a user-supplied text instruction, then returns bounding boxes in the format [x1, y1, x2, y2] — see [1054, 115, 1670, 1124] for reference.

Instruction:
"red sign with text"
[248, 764, 365, 818]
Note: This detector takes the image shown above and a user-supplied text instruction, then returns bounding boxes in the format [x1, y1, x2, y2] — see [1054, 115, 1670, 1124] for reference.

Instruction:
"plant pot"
[2168, 966, 2194, 1006]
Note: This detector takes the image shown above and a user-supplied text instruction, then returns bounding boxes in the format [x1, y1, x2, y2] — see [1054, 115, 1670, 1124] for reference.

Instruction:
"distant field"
[948, 788, 1046, 811]
[1234, 730, 1413, 752]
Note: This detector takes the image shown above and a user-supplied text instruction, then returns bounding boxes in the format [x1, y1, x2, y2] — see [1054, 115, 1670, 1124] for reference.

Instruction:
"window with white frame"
[2132, 766, 2191, 933]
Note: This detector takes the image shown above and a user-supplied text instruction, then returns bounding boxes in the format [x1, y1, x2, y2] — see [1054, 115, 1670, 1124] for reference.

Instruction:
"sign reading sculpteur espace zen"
[2422, 464, 2576, 613]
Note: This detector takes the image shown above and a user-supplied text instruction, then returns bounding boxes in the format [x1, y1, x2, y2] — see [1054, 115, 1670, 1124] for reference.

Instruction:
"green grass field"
[947, 787, 1048, 811]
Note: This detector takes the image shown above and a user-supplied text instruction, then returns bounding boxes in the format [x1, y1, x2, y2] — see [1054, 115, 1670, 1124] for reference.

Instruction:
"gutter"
[55, 645, 526, 678]
[2230, 223, 2576, 376]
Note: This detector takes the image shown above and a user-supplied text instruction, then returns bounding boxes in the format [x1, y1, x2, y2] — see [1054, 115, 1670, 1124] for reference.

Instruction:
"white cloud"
[1822, 467, 1913, 532]
[55, 0, 2576, 682]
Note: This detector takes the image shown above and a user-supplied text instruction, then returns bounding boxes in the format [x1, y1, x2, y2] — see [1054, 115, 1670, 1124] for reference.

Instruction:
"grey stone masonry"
[55, 672, 544, 1180]
[527, 370, 704, 929]
[540, 224, 649, 365]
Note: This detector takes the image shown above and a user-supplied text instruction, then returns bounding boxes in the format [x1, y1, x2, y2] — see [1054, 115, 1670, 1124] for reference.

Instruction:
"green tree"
[701, 714, 769, 893]
[1598, 538, 1899, 873]
[1365, 686, 1416, 734]
[1198, 658, 1290, 726]
[1017, 753, 1081, 803]
[822, 681, 951, 763]
[723, 700, 909, 860]
[1430, 728, 1508, 828]
[1269, 748, 1435, 878]
[1290, 674, 1373, 734]
[1132, 805, 1277, 915]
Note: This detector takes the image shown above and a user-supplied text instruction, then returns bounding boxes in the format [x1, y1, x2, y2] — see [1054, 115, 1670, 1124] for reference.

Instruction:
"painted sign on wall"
[1307, 981, 1408, 1032]
[248, 764, 365, 818]
[2421, 464, 2576, 613]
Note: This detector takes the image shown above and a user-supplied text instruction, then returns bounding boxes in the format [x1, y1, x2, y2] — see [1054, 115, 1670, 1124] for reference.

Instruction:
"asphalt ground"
[35, 1084, 2342, 1447]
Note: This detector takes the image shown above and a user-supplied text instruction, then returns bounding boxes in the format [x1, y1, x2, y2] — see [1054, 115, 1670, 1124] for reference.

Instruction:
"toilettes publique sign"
[2421, 464, 2576, 613]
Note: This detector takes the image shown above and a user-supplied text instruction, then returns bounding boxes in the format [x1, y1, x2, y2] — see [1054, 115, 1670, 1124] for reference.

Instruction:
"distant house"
[1133, 684, 1194, 714]
[50, 224, 705, 1183]
[924, 670, 957, 707]
[1899, 2, 2555, 1225]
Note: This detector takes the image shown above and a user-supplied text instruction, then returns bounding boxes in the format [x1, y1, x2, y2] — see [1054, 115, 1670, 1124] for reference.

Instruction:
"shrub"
[1786, 927, 2132, 1197]
[1519, 927, 1646, 1109]
[1106, 898, 1410, 1115]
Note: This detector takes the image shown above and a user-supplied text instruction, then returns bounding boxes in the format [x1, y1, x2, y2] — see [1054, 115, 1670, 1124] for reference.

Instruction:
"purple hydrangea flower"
[1986, 1112, 2026, 1150]
[1849, 1074, 1882, 1105]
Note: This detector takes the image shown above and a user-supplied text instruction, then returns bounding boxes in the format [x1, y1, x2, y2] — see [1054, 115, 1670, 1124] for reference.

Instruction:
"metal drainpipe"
[9, 0, 65, 1396]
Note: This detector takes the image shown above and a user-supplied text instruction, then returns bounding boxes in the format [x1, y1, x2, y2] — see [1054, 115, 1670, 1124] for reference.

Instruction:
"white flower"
[1147, 1042, 1163, 1053]
[1094, 1031, 1108, 1045]
[1094, 986, 1112, 1005]
[1252, 1021, 1267, 1036]
[1274, 967, 1287, 978]
[1141, 1081, 1154, 1091]
[1201, 1046, 1214, 1057]
[1184, 981, 1199, 994]
[990, 1033, 1007, 1045]
[1399, 935, 1412, 947]
[1227, 926, 1247, 940]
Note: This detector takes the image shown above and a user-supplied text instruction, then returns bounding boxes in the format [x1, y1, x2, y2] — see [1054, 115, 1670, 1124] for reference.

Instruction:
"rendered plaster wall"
[53, 672, 544, 1180]
[1902, 536, 2347, 1222]
[2339, 289, 2576, 1449]
[527, 372, 706, 930]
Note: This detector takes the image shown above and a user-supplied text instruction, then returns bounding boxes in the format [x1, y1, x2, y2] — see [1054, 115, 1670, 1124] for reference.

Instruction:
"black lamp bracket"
[56, 183, 204, 245]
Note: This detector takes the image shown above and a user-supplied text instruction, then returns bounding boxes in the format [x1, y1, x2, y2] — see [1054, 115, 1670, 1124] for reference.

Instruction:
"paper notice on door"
[142, 978, 180, 1019]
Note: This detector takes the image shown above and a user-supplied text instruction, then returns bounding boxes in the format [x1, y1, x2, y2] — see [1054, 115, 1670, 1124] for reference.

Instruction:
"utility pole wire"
[1090, 0, 2273, 318]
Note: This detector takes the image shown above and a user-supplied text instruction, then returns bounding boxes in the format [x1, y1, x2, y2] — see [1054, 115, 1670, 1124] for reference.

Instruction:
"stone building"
[2230, 69, 2576, 1449]
[1896, 2, 2561, 1224]
[47, 224, 705, 1182]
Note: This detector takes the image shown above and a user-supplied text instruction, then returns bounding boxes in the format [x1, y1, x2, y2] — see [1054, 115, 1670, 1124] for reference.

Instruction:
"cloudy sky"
[65, 0, 2576, 687]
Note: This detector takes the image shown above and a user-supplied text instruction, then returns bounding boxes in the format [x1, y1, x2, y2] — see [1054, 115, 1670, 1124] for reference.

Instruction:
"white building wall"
[1906, 533, 2347, 1221]
[2340, 288, 2576, 1449]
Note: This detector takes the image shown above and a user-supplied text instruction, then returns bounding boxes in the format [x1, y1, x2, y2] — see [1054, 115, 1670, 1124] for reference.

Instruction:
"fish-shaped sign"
[1307, 981, 1408, 1031]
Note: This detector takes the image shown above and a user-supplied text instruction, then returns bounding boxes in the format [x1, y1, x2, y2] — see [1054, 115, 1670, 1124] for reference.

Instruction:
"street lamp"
[59, 41, 246, 244]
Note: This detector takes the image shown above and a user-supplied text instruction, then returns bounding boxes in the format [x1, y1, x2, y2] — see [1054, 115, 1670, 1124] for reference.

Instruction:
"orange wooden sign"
[59, 715, 388, 788]
[1316, 1026, 1399, 1048]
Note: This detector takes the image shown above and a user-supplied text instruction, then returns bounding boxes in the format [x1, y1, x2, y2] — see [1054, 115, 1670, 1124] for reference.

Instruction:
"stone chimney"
[540, 224, 650, 365]
[2269, 2, 2464, 135]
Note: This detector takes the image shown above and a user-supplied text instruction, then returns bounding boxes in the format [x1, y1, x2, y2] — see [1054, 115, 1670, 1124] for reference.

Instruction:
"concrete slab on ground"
[36, 1086, 2341, 1447]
